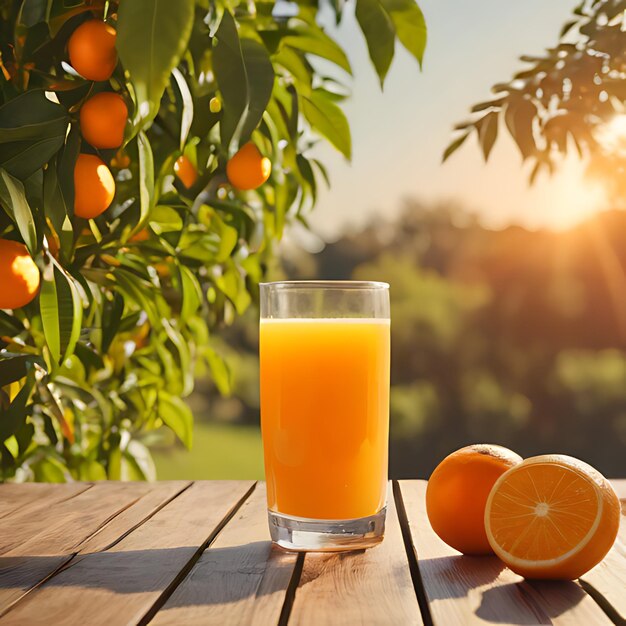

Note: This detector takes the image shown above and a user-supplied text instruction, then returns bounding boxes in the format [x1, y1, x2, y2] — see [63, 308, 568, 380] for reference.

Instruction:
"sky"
[307, 0, 608, 241]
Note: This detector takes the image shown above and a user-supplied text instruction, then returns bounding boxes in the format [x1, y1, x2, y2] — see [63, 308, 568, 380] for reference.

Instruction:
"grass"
[153, 422, 265, 480]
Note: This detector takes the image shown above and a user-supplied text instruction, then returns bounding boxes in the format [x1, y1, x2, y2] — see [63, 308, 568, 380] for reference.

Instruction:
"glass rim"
[260, 280, 389, 290]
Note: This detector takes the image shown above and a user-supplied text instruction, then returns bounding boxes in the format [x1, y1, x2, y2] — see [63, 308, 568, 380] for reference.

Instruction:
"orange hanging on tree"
[68, 20, 117, 81]
[174, 155, 198, 189]
[79, 92, 128, 149]
[74, 154, 116, 219]
[0, 239, 40, 309]
[226, 142, 271, 190]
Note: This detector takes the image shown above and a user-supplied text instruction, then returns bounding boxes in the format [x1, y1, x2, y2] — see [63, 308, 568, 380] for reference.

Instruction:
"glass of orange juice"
[260, 281, 390, 551]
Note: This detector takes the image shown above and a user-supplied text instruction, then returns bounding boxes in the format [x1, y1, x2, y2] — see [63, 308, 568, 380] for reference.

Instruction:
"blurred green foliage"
[153, 421, 263, 480]
[200, 201, 626, 478]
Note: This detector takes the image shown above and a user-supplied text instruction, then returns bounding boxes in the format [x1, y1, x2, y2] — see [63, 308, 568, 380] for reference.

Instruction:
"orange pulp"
[260, 318, 390, 520]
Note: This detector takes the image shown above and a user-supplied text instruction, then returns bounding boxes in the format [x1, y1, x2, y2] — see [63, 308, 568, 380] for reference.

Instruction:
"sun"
[595, 114, 626, 156]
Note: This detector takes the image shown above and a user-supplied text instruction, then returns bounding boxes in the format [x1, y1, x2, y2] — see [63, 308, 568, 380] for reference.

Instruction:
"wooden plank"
[0, 482, 150, 555]
[0, 483, 91, 520]
[0, 481, 255, 626]
[0, 481, 151, 556]
[0, 482, 155, 614]
[288, 485, 423, 626]
[152, 483, 298, 626]
[398, 480, 613, 626]
[74, 480, 191, 556]
[579, 483, 626, 624]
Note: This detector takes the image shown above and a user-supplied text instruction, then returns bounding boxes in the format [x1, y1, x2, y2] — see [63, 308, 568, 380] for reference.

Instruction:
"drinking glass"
[259, 281, 390, 551]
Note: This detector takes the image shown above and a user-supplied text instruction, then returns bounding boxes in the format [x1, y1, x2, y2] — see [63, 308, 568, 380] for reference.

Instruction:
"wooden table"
[0, 480, 623, 625]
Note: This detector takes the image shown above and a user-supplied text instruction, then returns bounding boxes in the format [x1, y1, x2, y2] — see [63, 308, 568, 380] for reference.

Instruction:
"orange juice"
[260, 318, 390, 520]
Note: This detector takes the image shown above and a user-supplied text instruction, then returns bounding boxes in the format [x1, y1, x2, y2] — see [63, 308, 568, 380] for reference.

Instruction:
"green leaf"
[114, 270, 163, 330]
[43, 135, 78, 256]
[282, 32, 352, 75]
[171, 68, 194, 151]
[0, 91, 68, 180]
[47, 2, 94, 37]
[18, 0, 49, 27]
[0, 354, 43, 387]
[355, 0, 396, 87]
[15, 421, 34, 457]
[101, 292, 124, 354]
[273, 48, 312, 93]
[0, 136, 66, 180]
[302, 90, 352, 159]
[560, 19, 578, 38]
[39, 259, 83, 364]
[380, 0, 427, 68]
[442, 132, 470, 163]
[204, 206, 239, 262]
[504, 99, 537, 161]
[0, 90, 69, 144]
[123, 440, 156, 480]
[214, 264, 251, 314]
[476, 111, 498, 161]
[179, 265, 202, 323]
[0, 372, 35, 442]
[204, 345, 232, 396]
[137, 131, 155, 224]
[213, 11, 247, 149]
[470, 97, 506, 113]
[0, 168, 37, 253]
[78, 460, 108, 481]
[213, 13, 274, 149]
[117, 0, 195, 125]
[32, 456, 67, 482]
[312, 159, 331, 188]
[238, 39, 275, 144]
[149, 205, 184, 234]
[158, 393, 193, 449]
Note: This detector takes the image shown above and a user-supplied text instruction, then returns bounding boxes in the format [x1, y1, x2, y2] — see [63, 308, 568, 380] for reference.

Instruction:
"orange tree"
[0, 0, 426, 480]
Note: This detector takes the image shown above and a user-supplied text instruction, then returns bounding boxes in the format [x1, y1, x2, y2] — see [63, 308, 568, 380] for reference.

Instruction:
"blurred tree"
[293, 202, 626, 476]
[183, 202, 626, 477]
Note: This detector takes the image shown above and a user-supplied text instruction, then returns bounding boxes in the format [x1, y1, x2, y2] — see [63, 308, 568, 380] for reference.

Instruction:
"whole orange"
[129, 228, 150, 242]
[0, 239, 40, 309]
[80, 92, 127, 149]
[174, 155, 198, 189]
[426, 444, 522, 555]
[74, 154, 115, 219]
[226, 142, 271, 190]
[485, 455, 620, 579]
[68, 20, 117, 81]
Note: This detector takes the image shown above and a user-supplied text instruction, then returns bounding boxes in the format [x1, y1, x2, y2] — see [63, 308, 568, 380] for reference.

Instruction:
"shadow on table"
[475, 580, 587, 624]
[417, 554, 505, 600]
[0, 541, 296, 606]
[418, 556, 586, 624]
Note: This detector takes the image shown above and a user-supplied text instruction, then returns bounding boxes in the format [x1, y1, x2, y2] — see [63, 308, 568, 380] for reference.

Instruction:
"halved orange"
[485, 454, 620, 580]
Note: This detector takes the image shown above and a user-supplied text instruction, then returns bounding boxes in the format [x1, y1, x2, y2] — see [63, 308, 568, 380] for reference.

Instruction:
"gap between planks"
[0, 481, 257, 626]
[396, 480, 619, 626]
[0, 483, 93, 521]
[0, 481, 191, 618]
[148, 483, 300, 626]
[138, 481, 258, 625]
[285, 484, 422, 626]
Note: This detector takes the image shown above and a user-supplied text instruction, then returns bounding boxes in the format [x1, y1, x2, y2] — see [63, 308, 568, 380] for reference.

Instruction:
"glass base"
[268, 507, 386, 552]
